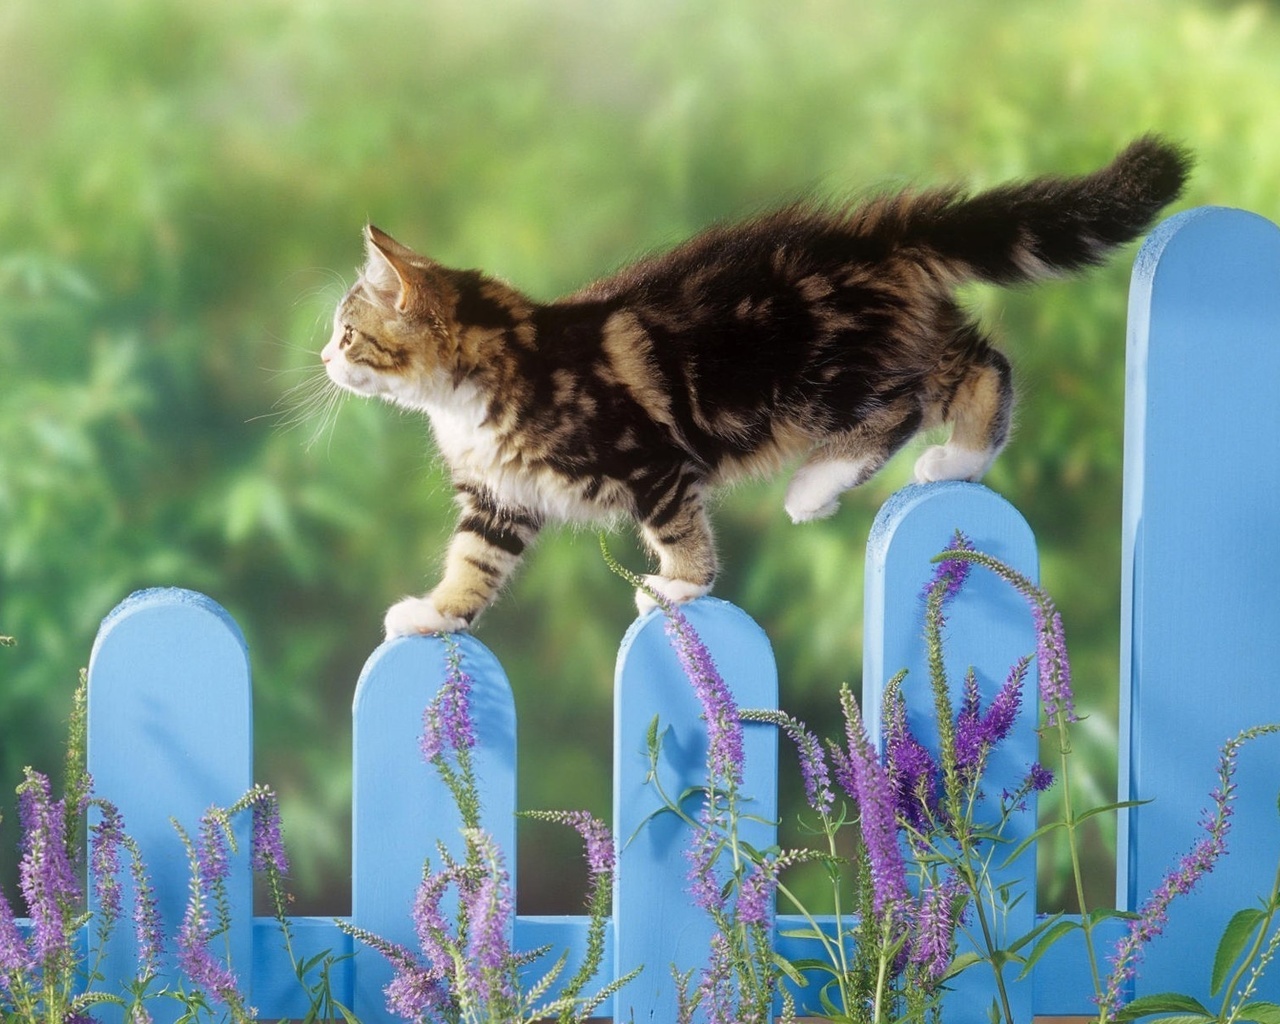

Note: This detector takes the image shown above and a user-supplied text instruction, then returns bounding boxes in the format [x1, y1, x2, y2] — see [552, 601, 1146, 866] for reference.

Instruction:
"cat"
[320, 135, 1190, 637]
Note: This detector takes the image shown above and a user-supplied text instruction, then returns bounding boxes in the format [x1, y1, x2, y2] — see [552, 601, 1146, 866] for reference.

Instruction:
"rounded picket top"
[87, 586, 253, 1014]
[350, 630, 517, 1015]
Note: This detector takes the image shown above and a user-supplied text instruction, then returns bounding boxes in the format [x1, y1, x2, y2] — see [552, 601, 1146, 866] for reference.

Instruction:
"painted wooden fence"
[11, 205, 1280, 1021]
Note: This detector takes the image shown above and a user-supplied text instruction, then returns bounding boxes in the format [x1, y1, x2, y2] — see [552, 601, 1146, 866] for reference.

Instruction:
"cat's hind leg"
[914, 339, 1013, 483]
[785, 406, 922, 523]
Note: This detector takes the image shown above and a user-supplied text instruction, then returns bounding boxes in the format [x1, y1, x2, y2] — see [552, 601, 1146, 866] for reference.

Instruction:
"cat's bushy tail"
[864, 135, 1192, 285]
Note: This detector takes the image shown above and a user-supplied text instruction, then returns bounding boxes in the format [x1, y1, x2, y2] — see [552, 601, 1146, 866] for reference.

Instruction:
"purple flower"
[129, 850, 164, 981]
[736, 857, 779, 928]
[386, 963, 448, 1019]
[544, 810, 615, 875]
[410, 870, 453, 976]
[248, 787, 289, 876]
[694, 931, 739, 1024]
[982, 657, 1030, 747]
[665, 604, 744, 789]
[17, 769, 80, 965]
[838, 686, 910, 920]
[177, 810, 242, 1002]
[421, 656, 475, 763]
[460, 829, 516, 1006]
[1032, 603, 1077, 727]
[955, 658, 1031, 778]
[0, 887, 34, 986]
[777, 715, 835, 818]
[1100, 730, 1244, 1017]
[686, 804, 727, 914]
[90, 802, 126, 925]
[1027, 762, 1055, 793]
[883, 692, 939, 832]
[924, 531, 975, 604]
[912, 873, 963, 982]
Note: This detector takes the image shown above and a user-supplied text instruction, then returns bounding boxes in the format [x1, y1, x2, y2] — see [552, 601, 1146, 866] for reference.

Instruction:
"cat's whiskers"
[248, 364, 349, 452]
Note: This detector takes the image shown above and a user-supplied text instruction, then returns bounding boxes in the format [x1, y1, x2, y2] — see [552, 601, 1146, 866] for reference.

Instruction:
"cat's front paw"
[634, 575, 712, 615]
[384, 596, 470, 639]
[913, 445, 993, 484]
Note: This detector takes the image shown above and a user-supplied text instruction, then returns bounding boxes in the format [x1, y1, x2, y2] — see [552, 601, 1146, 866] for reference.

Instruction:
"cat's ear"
[362, 225, 423, 312]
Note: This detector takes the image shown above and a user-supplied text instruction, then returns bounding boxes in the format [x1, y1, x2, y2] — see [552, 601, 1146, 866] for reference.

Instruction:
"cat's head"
[321, 226, 461, 407]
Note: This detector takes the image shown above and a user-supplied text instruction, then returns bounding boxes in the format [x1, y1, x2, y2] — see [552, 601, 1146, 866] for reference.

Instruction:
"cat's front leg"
[384, 486, 542, 638]
[634, 467, 717, 614]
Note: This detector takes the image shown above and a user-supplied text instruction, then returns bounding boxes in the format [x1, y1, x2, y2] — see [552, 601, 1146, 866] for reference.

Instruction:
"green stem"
[1221, 859, 1280, 1023]
[961, 857, 1016, 1024]
[1055, 714, 1104, 1006]
[872, 916, 894, 1024]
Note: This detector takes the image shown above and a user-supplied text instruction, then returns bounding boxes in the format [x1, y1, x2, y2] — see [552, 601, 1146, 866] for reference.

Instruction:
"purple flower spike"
[912, 873, 963, 982]
[982, 657, 1030, 747]
[777, 716, 835, 818]
[386, 963, 448, 1019]
[1100, 729, 1245, 1017]
[90, 802, 126, 924]
[249, 787, 290, 876]
[421, 656, 475, 763]
[1027, 762, 1055, 793]
[553, 810, 616, 875]
[664, 605, 744, 789]
[1031, 602, 1077, 727]
[883, 693, 939, 832]
[0, 887, 34, 984]
[177, 810, 242, 1004]
[839, 687, 910, 919]
[686, 807, 726, 914]
[461, 829, 517, 1006]
[736, 857, 779, 928]
[17, 769, 80, 965]
[410, 870, 453, 978]
[129, 852, 164, 981]
[925, 531, 975, 604]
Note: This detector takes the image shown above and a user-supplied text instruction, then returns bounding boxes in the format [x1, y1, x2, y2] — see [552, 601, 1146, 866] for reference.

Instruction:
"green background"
[3, 0, 1279, 916]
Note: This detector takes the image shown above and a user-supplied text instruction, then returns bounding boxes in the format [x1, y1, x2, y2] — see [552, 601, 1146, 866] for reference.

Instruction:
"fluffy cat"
[321, 136, 1189, 637]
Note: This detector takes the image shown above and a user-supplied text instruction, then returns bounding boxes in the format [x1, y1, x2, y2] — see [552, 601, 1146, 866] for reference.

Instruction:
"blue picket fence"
[13, 204, 1280, 1021]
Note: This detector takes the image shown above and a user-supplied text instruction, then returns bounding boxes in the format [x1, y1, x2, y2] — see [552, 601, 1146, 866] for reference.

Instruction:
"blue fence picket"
[864, 481, 1041, 1022]
[350, 633, 517, 1020]
[87, 588, 254, 1022]
[613, 598, 779, 1023]
[1119, 207, 1280, 1005]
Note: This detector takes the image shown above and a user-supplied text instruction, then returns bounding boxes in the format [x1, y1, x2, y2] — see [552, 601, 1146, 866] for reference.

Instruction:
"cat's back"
[566, 201, 895, 310]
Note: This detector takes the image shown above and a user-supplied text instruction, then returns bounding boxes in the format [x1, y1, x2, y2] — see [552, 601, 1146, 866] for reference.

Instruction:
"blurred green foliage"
[3, 0, 1279, 916]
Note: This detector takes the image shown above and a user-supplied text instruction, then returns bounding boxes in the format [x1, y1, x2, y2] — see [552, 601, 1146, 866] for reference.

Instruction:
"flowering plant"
[339, 634, 637, 1023]
[0, 672, 341, 1024]
[626, 534, 1280, 1024]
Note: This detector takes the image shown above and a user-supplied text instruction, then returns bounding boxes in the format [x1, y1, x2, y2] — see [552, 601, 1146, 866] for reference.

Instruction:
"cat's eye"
[339, 326, 354, 350]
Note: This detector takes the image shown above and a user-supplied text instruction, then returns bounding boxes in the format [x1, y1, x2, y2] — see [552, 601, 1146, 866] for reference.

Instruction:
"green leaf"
[939, 950, 984, 982]
[1073, 797, 1152, 825]
[1236, 1001, 1280, 1023]
[1122, 1017, 1215, 1024]
[1212, 908, 1266, 996]
[1115, 992, 1212, 1020]
[1016, 918, 1081, 980]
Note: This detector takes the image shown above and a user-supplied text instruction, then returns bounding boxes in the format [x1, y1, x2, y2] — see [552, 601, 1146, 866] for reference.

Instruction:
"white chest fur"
[424, 385, 612, 524]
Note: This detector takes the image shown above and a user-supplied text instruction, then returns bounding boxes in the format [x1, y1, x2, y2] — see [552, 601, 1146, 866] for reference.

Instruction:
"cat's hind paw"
[913, 445, 993, 484]
[384, 596, 470, 639]
[634, 575, 712, 615]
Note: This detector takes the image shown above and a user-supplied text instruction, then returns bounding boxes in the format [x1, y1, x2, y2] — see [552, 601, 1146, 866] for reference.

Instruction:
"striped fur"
[320, 136, 1190, 635]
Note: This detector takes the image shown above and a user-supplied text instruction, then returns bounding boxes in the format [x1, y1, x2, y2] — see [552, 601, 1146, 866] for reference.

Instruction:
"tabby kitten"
[321, 136, 1189, 637]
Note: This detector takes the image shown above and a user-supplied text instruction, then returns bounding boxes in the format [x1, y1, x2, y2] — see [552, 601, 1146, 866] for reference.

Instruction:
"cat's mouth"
[322, 357, 382, 397]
